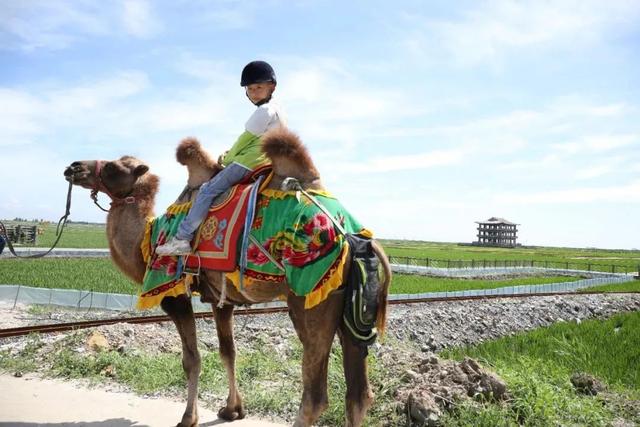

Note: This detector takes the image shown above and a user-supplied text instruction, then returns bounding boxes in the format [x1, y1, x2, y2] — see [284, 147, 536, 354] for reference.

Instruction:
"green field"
[0, 258, 136, 294]
[6, 221, 639, 272]
[1, 257, 629, 296]
[440, 311, 640, 426]
[382, 239, 640, 272]
[3, 221, 108, 249]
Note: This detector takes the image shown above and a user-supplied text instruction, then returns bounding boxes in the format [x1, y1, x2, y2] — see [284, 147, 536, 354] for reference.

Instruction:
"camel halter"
[91, 160, 138, 212]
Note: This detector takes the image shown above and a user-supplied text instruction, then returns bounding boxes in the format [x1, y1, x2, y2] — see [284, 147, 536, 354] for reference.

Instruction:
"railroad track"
[1, 291, 637, 338]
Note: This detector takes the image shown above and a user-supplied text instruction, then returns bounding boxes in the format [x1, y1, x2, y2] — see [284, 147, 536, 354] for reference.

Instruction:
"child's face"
[245, 82, 275, 104]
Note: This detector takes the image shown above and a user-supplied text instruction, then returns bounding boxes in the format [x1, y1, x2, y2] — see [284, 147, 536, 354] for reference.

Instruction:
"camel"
[63, 127, 391, 427]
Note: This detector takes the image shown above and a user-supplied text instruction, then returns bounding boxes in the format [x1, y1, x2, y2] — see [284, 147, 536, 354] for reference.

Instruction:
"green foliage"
[2, 221, 109, 249]
[380, 239, 640, 271]
[440, 311, 640, 425]
[581, 280, 640, 293]
[0, 258, 136, 294]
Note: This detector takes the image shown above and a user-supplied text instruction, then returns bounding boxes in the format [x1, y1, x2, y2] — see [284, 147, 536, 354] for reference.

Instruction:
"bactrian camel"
[63, 127, 391, 427]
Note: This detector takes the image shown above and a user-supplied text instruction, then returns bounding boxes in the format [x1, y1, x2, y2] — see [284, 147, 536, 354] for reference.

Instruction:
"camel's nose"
[64, 162, 82, 178]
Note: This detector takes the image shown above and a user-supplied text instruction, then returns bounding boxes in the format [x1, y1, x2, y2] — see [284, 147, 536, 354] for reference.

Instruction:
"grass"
[381, 239, 640, 271]
[0, 332, 406, 426]
[4, 221, 108, 249]
[580, 280, 640, 293]
[0, 258, 137, 294]
[5, 220, 639, 271]
[440, 311, 640, 426]
[1, 257, 589, 296]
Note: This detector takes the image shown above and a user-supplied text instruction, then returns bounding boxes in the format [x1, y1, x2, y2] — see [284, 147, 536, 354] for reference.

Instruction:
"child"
[156, 60, 286, 255]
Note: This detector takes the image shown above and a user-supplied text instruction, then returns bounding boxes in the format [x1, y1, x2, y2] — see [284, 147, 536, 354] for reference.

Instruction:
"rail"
[1, 290, 637, 338]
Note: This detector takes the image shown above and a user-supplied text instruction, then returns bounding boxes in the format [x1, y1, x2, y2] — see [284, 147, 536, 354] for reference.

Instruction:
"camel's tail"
[372, 240, 392, 337]
[176, 137, 218, 170]
[262, 128, 320, 180]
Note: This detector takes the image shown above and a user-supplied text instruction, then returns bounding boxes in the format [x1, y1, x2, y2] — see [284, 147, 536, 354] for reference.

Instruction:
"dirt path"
[0, 374, 286, 427]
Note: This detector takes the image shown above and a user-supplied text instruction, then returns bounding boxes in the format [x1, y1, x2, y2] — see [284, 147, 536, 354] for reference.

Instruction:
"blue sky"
[1, 0, 639, 249]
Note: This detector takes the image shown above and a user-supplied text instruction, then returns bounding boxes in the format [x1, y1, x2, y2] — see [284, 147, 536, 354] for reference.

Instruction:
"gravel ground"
[3, 293, 639, 356]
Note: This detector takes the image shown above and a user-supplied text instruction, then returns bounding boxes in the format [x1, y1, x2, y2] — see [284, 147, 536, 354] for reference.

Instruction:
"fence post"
[565, 261, 569, 270]
[612, 264, 615, 274]
[471, 259, 475, 268]
[12, 285, 21, 310]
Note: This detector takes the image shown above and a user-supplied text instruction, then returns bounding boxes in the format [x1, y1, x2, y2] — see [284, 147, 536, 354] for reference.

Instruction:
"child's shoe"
[156, 237, 192, 256]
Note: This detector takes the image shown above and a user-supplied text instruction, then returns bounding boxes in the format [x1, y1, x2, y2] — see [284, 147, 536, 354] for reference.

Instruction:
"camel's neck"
[106, 199, 154, 284]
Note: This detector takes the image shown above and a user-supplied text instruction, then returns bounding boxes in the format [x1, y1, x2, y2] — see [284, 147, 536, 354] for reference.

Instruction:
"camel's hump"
[176, 137, 217, 169]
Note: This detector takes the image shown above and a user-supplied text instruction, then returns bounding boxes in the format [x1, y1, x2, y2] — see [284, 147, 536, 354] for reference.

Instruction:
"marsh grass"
[580, 280, 640, 293]
[0, 258, 137, 294]
[440, 311, 640, 426]
[1, 258, 588, 297]
[380, 239, 640, 269]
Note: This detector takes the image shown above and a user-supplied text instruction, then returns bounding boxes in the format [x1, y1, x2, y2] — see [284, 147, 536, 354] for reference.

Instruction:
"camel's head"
[64, 156, 150, 199]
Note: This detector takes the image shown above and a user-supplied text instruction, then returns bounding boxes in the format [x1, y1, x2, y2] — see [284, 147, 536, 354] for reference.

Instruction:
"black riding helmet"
[240, 61, 277, 86]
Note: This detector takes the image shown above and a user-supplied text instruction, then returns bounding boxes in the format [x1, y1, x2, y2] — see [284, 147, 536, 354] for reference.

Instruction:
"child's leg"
[176, 163, 251, 241]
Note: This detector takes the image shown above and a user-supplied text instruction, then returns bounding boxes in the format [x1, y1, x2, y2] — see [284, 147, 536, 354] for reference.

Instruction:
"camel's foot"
[218, 405, 246, 421]
[177, 413, 198, 427]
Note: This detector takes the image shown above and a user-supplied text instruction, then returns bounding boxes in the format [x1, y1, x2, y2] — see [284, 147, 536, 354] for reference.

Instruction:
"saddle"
[139, 168, 372, 311]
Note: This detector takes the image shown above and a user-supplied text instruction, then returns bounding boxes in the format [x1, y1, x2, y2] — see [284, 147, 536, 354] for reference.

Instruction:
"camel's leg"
[213, 303, 245, 420]
[161, 295, 201, 427]
[338, 325, 374, 427]
[288, 291, 344, 427]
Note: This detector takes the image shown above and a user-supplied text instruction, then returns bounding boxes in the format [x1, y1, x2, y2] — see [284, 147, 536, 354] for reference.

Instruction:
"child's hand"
[217, 151, 228, 165]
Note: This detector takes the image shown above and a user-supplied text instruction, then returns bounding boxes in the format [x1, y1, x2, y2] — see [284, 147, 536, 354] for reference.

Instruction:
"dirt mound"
[397, 355, 508, 426]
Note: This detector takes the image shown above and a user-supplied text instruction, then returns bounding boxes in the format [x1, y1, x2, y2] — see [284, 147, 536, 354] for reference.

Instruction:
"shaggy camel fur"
[63, 128, 391, 427]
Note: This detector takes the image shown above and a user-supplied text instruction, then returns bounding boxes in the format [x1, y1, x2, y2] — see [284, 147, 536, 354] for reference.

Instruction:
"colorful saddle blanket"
[138, 182, 252, 309]
[139, 174, 371, 310]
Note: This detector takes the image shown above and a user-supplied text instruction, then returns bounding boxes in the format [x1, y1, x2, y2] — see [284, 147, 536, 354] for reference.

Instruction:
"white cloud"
[552, 134, 639, 155]
[341, 148, 469, 173]
[121, 0, 162, 38]
[401, 0, 640, 66]
[494, 180, 640, 205]
[0, 0, 162, 51]
[0, 1, 109, 51]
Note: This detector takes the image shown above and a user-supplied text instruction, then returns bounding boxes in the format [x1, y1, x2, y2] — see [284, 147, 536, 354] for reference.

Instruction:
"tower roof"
[475, 217, 518, 225]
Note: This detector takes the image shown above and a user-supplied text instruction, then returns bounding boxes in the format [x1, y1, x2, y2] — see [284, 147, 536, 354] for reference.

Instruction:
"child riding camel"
[156, 60, 286, 256]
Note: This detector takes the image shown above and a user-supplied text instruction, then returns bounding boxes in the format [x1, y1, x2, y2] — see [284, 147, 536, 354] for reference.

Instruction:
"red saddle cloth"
[184, 183, 252, 272]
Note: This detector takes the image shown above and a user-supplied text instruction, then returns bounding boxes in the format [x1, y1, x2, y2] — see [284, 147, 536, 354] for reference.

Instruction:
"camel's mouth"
[63, 161, 95, 188]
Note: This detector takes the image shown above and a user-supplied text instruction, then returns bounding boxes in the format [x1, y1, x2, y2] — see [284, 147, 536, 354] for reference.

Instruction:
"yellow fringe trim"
[140, 217, 155, 264]
[136, 279, 187, 310]
[225, 270, 260, 289]
[166, 201, 192, 215]
[260, 188, 334, 200]
[359, 228, 374, 239]
[304, 243, 350, 309]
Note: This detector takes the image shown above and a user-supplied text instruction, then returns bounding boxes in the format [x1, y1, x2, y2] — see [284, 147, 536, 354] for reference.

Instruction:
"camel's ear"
[134, 164, 149, 177]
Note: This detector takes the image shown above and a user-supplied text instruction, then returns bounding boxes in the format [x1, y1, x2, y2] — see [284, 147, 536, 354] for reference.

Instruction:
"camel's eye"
[103, 162, 125, 179]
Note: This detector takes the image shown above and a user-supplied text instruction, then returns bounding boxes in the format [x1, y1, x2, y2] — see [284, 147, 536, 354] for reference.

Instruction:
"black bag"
[342, 233, 380, 348]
